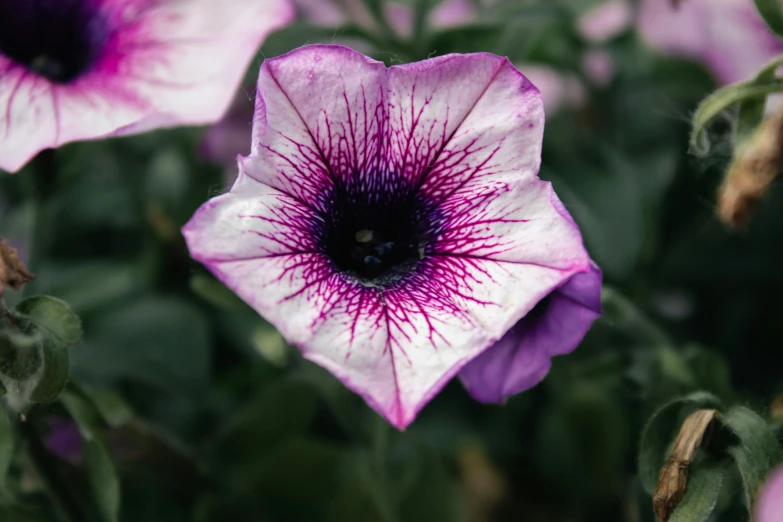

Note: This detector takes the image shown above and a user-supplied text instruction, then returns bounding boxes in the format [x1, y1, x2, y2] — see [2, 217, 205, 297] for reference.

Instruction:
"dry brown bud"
[457, 444, 506, 522]
[0, 239, 34, 296]
[770, 397, 783, 421]
[653, 409, 718, 522]
[717, 105, 783, 228]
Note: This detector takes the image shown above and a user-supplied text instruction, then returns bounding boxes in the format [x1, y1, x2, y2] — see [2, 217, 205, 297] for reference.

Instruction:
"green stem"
[20, 150, 59, 297]
[16, 415, 83, 522]
[371, 416, 398, 522]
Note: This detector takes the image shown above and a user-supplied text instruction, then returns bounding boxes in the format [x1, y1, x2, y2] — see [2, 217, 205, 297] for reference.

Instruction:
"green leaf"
[247, 438, 343, 521]
[86, 389, 134, 429]
[84, 440, 120, 522]
[719, 406, 783, 511]
[0, 330, 42, 381]
[28, 336, 69, 403]
[638, 392, 724, 494]
[14, 296, 82, 344]
[754, 0, 783, 38]
[211, 379, 319, 476]
[60, 388, 102, 440]
[411, 0, 434, 41]
[534, 380, 629, 500]
[668, 463, 724, 522]
[61, 388, 120, 522]
[736, 54, 783, 144]
[323, 452, 389, 522]
[0, 410, 14, 500]
[8, 296, 81, 402]
[396, 445, 463, 522]
[0, 505, 51, 522]
[71, 296, 210, 396]
[189, 274, 246, 310]
[690, 78, 783, 156]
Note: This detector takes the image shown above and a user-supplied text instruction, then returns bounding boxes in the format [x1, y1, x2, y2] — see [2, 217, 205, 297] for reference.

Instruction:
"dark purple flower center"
[320, 182, 440, 286]
[0, 0, 109, 83]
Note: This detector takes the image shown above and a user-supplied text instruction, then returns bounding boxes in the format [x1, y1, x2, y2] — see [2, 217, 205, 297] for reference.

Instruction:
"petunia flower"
[757, 465, 783, 522]
[183, 45, 600, 429]
[201, 2, 593, 172]
[0, 0, 294, 173]
[638, 0, 783, 85]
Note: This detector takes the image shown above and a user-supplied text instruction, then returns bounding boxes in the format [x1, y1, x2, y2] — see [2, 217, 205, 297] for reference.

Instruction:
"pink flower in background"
[515, 66, 586, 114]
[757, 465, 783, 522]
[0, 0, 293, 173]
[579, 0, 632, 44]
[184, 45, 600, 429]
[199, 86, 256, 180]
[638, 0, 783, 84]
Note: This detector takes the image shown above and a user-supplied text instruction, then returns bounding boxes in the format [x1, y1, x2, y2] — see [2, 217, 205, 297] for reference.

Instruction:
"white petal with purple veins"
[0, 0, 293, 173]
[184, 45, 598, 429]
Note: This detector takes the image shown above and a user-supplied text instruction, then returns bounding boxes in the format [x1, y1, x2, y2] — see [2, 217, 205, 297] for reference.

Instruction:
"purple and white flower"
[0, 0, 293, 173]
[638, 0, 783, 85]
[183, 45, 601, 429]
[757, 465, 783, 522]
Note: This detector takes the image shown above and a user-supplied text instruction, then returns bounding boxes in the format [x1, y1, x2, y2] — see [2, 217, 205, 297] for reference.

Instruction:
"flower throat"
[0, 0, 109, 83]
[321, 182, 438, 285]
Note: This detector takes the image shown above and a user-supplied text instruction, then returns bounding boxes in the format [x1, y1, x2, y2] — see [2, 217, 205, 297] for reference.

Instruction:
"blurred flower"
[757, 465, 783, 522]
[0, 0, 294, 173]
[638, 0, 783, 84]
[45, 417, 142, 465]
[45, 418, 83, 464]
[516, 66, 586, 113]
[578, 0, 632, 44]
[582, 50, 616, 86]
[199, 85, 256, 180]
[183, 45, 599, 429]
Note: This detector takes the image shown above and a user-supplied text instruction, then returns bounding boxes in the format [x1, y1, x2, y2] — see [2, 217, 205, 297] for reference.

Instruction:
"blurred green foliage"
[1, 0, 782, 521]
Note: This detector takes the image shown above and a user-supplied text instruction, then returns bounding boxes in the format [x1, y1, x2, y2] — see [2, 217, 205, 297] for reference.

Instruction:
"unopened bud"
[771, 397, 783, 422]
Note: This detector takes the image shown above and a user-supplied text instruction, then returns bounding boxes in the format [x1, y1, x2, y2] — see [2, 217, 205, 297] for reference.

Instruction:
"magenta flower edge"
[0, 0, 294, 173]
[182, 44, 599, 429]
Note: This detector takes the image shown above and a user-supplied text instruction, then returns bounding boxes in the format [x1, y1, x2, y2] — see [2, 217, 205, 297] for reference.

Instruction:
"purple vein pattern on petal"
[183, 45, 595, 429]
[460, 263, 602, 403]
[0, 0, 293, 173]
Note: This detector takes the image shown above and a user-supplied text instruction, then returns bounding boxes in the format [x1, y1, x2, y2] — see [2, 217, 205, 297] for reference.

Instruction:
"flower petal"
[247, 45, 388, 205]
[459, 264, 602, 403]
[0, 0, 293, 172]
[757, 465, 783, 522]
[184, 45, 598, 429]
[702, 0, 783, 84]
[637, 0, 710, 59]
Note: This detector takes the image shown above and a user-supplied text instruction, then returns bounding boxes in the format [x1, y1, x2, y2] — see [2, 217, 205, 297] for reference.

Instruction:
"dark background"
[1, 1, 781, 521]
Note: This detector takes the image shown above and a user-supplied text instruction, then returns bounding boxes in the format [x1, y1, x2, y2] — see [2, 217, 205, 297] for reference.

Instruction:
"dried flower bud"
[0, 239, 34, 296]
[458, 444, 506, 522]
[770, 397, 783, 422]
[653, 409, 717, 522]
[718, 106, 783, 228]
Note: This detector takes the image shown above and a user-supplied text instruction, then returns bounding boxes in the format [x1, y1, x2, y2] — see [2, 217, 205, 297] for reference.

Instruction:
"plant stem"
[16, 415, 84, 522]
[19, 149, 59, 297]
